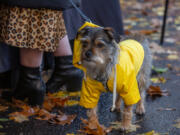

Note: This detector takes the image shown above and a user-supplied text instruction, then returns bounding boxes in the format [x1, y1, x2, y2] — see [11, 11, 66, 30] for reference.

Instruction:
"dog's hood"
[73, 22, 100, 72]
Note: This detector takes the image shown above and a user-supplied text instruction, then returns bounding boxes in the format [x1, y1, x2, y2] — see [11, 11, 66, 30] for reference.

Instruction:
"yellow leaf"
[65, 100, 79, 106]
[151, 77, 166, 83]
[111, 121, 140, 133]
[68, 91, 81, 97]
[51, 91, 81, 98]
[9, 113, 29, 123]
[173, 118, 180, 128]
[52, 91, 68, 98]
[137, 130, 160, 135]
[167, 54, 179, 60]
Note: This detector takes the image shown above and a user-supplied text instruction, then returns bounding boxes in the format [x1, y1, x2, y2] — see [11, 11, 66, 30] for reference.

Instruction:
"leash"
[111, 66, 117, 112]
[68, 0, 92, 22]
[70, 0, 117, 111]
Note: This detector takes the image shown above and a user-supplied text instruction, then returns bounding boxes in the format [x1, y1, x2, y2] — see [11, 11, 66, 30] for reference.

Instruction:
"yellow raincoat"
[73, 22, 144, 109]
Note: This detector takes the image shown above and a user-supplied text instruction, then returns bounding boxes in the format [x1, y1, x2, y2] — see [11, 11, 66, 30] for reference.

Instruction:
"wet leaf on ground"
[79, 116, 111, 135]
[111, 121, 140, 133]
[147, 85, 169, 97]
[157, 107, 176, 111]
[65, 100, 79, 107]
[0, 105, 8, 112]
[137, 130, 161, 135]
[49, 111, 76, 126]
[167, 54, 179, 60]
[151, 77, 166, 83]
[9, 112, 29, 123]
[149, 42, 165, 54]
[0, 118, 9, 122]
[173, 118, 180, 128]
[152, 66, 168, 73]
[35, 109, 56, 121]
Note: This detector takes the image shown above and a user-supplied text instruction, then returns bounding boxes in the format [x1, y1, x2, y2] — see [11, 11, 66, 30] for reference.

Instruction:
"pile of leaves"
[0, 91, 80, 125]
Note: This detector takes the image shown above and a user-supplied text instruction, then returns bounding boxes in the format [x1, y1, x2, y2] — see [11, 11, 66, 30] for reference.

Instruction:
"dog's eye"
[97, 43, 104, 48]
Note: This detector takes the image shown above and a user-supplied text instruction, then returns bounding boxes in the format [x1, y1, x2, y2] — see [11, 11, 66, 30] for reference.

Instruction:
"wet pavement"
[0, 0, 180, 135]
[0, 62, 180, 135]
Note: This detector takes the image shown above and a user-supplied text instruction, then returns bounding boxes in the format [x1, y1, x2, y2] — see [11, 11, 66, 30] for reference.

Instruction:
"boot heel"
[66, 77, 83, 92]
[28, 88, 45, 106]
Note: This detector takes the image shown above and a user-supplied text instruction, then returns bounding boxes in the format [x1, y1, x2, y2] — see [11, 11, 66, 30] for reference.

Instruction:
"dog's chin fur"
[82, 40, 119, 85]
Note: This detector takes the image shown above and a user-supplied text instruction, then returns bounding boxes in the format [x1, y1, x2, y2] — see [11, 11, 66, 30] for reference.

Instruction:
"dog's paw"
[110, 106, 116, 112]
[110, 107, 121, 112]
[120, 122, 131, 131]
[135, 104, 145, 115]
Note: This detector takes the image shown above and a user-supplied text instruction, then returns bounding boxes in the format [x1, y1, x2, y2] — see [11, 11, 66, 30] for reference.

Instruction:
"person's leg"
[46, 35, 83, 93]
[54, 35, 72, 57]
[14, 48, 46, 106]
[20, 48, 43, 67]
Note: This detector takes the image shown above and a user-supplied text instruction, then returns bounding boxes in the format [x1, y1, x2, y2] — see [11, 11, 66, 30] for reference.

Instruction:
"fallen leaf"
[9, 112, 29, 123]
[174, 118, 180, 123]
[79, 117, 111, 135]
[35, 109, 56, 121]
[0, 105, 8, 112]
[65, 100, 79, 107]
[0, 118, 9, 122]
[49, 113, 76, 126]
[147, 85, 169, 96]
[111, 121, 140, 133]
[151, 77, 166, 83]
[51, 91, 68, 98]
[165, 38, 176, 43]
[139, 29, 158, 35]
[68, 91, 81, 97]
[173, 118, 180, 128]
[137, 130, 161, 135]
[152, 66, 168, 73]
[124, 30, 132, 35]
[43, 98, 55, 111]
[149, 42, 165, 54]
[47, 93, 69, 107]
[0, 125, 3, 128]
[157, 107, 176, 111]
[167, 54, 179, 60]
[151, 18, 161, 28]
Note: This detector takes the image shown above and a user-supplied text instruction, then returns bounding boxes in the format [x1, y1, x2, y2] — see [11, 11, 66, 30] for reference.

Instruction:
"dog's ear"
[103, 27, 115, 41]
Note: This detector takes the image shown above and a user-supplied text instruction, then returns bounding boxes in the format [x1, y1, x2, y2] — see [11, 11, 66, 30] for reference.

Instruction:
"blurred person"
[0, 0, 83, 106]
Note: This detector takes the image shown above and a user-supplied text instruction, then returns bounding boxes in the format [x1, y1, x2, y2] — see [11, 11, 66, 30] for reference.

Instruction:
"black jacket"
[0, 0, 81, 10]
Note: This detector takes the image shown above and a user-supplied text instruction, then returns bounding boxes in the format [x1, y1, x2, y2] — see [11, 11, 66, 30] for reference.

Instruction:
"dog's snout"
[85, 50, 92, 58]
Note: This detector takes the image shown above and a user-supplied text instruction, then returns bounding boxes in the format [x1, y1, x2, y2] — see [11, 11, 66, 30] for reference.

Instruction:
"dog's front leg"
[87, 107, 100, 129]
[121, 105, 133, 131]
[115, 95, 122, 112]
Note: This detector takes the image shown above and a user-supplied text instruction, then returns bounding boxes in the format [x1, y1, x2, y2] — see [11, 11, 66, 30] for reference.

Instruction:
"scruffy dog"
[74, 26, 152, 131]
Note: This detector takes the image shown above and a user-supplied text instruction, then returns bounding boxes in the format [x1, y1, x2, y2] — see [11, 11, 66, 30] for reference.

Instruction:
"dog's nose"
[85, 50, 92, 58]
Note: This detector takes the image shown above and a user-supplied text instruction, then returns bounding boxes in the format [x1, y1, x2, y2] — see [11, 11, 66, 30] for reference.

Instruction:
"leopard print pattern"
[0, 5, 67, 52]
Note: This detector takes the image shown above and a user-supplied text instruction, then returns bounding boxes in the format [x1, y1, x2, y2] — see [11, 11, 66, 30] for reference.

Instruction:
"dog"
[73, 26, 152, 131]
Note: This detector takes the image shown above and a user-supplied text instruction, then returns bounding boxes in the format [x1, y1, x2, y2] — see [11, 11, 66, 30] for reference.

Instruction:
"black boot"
[46, 55, 83, 93]
[13, 66, 46, 106]
[0, 71, 12, 89]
